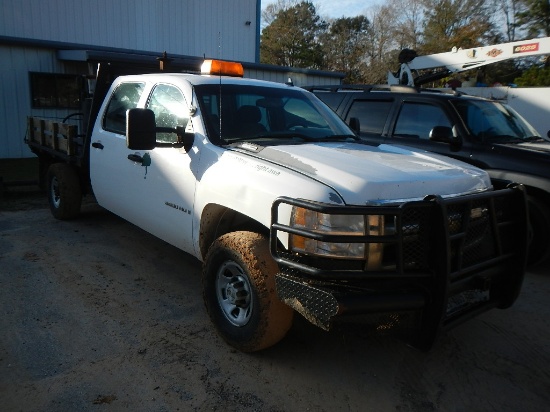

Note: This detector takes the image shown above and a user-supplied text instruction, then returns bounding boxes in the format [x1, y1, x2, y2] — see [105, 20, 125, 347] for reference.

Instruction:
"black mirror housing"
[429, 126, 453, 143]
[430, 125, 462, 152]
[127, 108, 157, 150]
[348, 117, 360, 134]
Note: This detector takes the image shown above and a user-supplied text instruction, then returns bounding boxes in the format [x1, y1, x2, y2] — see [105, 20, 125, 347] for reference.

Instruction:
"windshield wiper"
[524, 136, 545, 142]
[228, 132, 360, 144]
[486, 135, 524, 143]
[228, 132, 319, 143]
[319, 134, 361, 142]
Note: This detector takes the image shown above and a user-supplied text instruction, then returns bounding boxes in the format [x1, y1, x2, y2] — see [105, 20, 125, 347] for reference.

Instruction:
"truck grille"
[399, 195, 518, 276]
[271, 182, 527, 347]
[271, 183, 526, 280]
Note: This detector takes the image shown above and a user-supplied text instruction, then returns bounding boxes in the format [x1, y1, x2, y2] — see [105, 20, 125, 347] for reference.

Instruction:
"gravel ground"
[1, 194, 549, 412]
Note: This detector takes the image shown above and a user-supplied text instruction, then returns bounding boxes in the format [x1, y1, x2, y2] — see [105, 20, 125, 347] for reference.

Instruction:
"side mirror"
[127, 108, 156, 150]
[429, 126, 454, 143]
[348, 117, 360, 135]
[429, 125, 462, 151]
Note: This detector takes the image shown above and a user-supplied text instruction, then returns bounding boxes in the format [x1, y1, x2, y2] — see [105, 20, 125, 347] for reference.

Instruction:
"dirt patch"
[1, 198, 549, 411]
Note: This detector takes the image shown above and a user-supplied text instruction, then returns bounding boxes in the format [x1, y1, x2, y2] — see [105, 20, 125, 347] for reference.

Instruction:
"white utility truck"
[26, 58, 528, 352]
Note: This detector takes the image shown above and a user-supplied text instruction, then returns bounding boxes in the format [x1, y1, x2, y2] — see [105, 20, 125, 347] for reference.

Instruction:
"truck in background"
[387, 37, 550, 137]
[305, 38, 549, 266]
[308, 84, 549, 267]
[449, 86, 549, 138]
[25, 57, 528, 352]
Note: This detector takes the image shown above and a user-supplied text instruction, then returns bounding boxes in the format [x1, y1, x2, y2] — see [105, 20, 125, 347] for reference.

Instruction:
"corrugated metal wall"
[0, 0, 342, 159]
[0, 45, 90, 158]
[244, 68, 338, 88]
[0, 0, 259, 62]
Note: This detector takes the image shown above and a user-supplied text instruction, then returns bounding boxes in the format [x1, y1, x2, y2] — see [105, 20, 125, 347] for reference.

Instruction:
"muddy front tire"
[46, 163, 82, 220]
[203, 231, 293, 352]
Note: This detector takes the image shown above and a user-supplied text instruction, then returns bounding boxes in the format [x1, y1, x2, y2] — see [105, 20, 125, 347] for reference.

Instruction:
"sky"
[260, 0, 377, 19]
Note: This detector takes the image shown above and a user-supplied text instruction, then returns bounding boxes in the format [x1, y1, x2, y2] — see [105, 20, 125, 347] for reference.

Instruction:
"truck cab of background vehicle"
[307, 85, 550, 267]
[26, 59, 528, 353]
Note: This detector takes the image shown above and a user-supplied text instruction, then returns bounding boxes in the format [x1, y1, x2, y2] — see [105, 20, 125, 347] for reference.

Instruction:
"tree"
[260, 1, 327, 69]
[516, 0, 550, 37]
[261, 0, 300, 28]
[390, 0, 426, 50]
[362, 4, 400, 83]
[514, 65, 550, 85]
[420, 0, 496, 53]
[491, 0, 522, 41]
[319, 16, 370, 83]
[259, 0, 549, 86]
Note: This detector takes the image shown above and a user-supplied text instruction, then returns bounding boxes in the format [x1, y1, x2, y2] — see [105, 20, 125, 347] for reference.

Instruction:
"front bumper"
[270, 180, 528, 349]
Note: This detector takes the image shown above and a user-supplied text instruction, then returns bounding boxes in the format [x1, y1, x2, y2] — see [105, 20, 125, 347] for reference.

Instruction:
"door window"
[347, 99, 393, 135]
[146, 84, 189, 143]
[103, 82, 145, 135]
[393, 102, 451, 139]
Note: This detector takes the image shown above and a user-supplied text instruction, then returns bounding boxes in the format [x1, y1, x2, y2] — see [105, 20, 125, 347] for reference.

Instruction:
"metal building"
[0, 0, 343, 158]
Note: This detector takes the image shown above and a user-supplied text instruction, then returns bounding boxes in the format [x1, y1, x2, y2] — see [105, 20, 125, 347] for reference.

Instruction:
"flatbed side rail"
[26, 117, 82, 158]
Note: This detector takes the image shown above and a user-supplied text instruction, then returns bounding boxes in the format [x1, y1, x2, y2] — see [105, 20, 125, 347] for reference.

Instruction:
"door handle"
[92, 142, 104, 149]
[128, 153, 143, 163]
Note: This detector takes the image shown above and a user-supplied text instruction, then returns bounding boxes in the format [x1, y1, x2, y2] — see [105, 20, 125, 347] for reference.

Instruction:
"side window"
[146, 84, 189, 143]
[347, 99, 392, 135]
[103, 82, 145, 135]
[393, 102, 452, 139]
[283, 98, 328, 128]
[314, 93, 347, 112]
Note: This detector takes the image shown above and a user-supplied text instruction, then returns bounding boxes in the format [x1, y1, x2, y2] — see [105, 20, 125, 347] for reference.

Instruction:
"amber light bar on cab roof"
[201, 59, 244, 77]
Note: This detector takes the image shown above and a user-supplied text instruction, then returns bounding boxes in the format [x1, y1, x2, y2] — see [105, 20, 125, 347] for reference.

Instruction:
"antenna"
[218, 32, 222, 141]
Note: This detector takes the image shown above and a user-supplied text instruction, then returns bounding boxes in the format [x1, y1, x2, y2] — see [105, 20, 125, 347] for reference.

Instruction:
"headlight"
[289, 207, 384, 267]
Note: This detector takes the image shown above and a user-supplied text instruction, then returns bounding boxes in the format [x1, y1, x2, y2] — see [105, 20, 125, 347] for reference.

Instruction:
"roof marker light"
[201, 59, 244, 77]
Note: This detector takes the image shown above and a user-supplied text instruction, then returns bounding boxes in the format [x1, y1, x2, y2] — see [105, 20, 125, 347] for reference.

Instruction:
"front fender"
[193, 148, 343, 257]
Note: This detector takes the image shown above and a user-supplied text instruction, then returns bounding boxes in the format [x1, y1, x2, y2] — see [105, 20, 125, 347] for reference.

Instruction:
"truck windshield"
[194, 84, 355, 145]
[452, 99, 546, 143]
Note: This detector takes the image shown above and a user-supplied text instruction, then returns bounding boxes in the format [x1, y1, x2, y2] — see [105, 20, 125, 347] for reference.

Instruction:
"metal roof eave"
[1, 35, 344, 80]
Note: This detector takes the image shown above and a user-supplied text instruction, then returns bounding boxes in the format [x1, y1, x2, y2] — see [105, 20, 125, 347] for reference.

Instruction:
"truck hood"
[505, 140, 550, 154]
[238, 142, 491, 205]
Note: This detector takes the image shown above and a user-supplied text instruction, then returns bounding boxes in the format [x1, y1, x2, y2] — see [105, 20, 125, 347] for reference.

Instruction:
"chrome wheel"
[215, 261, 253, 327]
[50, 175, 61, 209]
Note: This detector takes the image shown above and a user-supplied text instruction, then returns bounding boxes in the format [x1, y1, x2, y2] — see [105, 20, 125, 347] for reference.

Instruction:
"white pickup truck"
[26, 59, 528, 352]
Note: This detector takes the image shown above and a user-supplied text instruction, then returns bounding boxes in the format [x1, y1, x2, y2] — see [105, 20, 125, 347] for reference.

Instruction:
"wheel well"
[37, 155, 90, 195]
[199, 204, 269, 260]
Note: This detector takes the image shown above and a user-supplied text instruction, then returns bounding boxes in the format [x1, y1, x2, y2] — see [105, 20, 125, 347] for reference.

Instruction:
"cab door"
[90, 81, 197, 254]
[90, 81, 148, 219]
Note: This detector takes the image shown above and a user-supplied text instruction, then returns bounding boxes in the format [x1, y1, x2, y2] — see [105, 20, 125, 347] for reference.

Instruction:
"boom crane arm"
[388, 37, 550, 87]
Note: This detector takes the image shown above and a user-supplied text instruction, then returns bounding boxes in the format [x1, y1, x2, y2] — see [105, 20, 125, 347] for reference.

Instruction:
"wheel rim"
[50, 176, 61, 208]
[215, 260, 253, 327]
